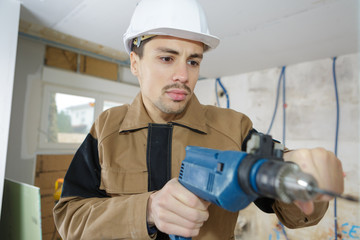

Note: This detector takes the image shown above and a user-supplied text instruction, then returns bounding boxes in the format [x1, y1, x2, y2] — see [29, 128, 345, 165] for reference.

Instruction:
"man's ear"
[130, 52, 139, 76]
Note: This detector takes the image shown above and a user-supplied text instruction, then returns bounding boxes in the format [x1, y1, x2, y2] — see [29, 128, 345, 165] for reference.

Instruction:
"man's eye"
[188, 60, 200, 66]
[160, 57, 172, 62]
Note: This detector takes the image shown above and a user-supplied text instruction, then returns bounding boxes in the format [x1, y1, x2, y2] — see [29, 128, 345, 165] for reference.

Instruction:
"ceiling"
[20, 0, 359, 79]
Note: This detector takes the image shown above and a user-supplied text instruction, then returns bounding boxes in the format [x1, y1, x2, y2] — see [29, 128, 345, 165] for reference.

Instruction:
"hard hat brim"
[123, 27, 220, 54]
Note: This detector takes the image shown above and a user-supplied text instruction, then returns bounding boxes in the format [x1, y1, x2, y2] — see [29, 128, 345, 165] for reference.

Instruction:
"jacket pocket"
[100, 167, 148, 194]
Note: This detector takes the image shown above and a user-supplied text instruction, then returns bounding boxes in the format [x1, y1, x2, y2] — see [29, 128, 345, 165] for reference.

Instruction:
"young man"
[54, 0, 344, 239]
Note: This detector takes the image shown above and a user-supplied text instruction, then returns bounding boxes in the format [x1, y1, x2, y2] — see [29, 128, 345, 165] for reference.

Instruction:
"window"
[40, 86, 98, 147]
[39, 67, 139, 150]
[49, 93, 95, 144]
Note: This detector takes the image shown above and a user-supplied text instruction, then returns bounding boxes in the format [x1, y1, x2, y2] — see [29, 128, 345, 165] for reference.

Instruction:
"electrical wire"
[282, 67, 286, 146]
[215, 78, 220, 107]
[332, 56, 339, 240]
[266, 66, 285, 134]
[279, 222, 289, 240]
[215, 78, 230, 108]
[268, 58, 340, 240]
[267, 66, 288, 240]
[280, 66, 289, 240]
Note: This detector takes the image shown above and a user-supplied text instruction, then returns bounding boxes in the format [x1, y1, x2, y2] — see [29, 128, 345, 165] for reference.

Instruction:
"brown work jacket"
[53, 93, 328, 240]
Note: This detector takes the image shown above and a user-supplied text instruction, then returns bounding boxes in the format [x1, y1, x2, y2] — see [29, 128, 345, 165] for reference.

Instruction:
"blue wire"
[280, 66, 289, 240]
[279, 222, 289, 240]
[267, 66, 285, 134]
[333, 57, 339, 157]
[282, 66, 286, 145]
[215, 78, 230, 108]
[267, 66, 288, 240]
[332, 56, 339, 240]
[215, 79, 220, 107]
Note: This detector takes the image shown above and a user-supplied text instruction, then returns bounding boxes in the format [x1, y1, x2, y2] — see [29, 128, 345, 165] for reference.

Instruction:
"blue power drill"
[170, 133, 319, 240]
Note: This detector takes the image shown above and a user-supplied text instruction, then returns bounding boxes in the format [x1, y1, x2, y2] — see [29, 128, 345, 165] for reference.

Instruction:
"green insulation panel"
[0, 178, 42, 240]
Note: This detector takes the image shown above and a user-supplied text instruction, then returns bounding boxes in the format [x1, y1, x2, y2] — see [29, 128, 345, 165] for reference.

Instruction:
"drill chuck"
[254, 160, 318, 203]
[237, 133, 319, 203]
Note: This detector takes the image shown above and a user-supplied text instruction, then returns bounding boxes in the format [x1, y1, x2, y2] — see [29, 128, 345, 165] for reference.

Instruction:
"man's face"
[130, 36, 204, 121]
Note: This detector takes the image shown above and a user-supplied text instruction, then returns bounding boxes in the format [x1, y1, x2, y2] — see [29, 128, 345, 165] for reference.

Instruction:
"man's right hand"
[146, 178, 210, 238]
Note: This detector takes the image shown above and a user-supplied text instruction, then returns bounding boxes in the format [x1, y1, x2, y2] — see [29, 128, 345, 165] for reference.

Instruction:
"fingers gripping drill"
[169, 133, 356, 240]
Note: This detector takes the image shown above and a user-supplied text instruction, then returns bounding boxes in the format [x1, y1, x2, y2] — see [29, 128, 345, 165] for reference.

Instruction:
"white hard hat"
[123, 0, 220, 54]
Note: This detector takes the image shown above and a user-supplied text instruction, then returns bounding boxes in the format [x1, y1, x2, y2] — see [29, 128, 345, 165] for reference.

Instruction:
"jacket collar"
[119, 92, 207, 134]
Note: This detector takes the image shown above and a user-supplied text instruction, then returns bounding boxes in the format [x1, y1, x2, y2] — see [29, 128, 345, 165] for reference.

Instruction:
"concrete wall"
[195, 53, 359, 239]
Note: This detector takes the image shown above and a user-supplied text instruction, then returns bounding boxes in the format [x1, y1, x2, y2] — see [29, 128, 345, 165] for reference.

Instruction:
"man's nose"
[172, 62, 189, 83]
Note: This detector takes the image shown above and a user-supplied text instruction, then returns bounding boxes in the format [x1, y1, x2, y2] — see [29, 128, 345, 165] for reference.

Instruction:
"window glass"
[47, 93, 95, 143]
[103, 100, 123, 111]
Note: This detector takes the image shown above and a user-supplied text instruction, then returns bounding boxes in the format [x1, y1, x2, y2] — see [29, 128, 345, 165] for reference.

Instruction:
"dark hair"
[131, 37, 154, 59]
[131, 36, 207, 58]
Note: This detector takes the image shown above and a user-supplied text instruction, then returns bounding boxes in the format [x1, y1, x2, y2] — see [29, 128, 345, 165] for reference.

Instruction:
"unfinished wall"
[8, 35, 359, 239]
[195, 53, 359, 239]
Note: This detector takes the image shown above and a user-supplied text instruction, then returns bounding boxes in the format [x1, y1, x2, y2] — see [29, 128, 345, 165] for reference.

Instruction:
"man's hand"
[147, 178, 210, 237]
[284, 148, 344, 215]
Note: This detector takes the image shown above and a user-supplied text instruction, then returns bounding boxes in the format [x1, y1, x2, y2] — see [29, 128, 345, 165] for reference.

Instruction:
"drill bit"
[279, 165, 359, 203]
[307, 186, 359, 203]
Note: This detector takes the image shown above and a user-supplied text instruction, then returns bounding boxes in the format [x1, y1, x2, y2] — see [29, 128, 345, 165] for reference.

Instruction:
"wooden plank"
[43, 232, 61, 240]
[36, 154, 73, 173]
[41, 195, 57, 218]
[39, 187, 58, 197]
[34, 171, 67, 190]
[35, 154, 73, 240]
[19, 20, 128, 63]
[41, 216, 57, 235]
[45, 46, 77, 71]
[80, 55, 118, 81]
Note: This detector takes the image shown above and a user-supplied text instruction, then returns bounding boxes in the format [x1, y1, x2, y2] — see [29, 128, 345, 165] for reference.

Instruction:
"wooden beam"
[19, 20, 129, 65]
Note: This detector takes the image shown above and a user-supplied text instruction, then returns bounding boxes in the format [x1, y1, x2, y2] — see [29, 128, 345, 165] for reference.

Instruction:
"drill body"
[179, 146, 256, 212]
[170, 133, 318, 240]
[178, 134, 317, 212]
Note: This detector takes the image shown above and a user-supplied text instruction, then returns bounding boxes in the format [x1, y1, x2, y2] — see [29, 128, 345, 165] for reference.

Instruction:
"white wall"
[195, 53, 359, 239]
[0, 0, 20, 217]
[6, 38, 45, 184]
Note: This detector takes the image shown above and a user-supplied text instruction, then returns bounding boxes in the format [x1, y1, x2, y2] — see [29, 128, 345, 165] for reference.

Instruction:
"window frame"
[38, 66, 138, 151]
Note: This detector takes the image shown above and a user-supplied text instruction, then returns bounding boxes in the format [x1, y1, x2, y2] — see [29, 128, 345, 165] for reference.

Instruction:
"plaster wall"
[6, 38, 45, 184]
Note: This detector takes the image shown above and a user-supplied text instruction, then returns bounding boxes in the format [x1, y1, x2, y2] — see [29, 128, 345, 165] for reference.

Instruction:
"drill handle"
[169, 234, 191, 240]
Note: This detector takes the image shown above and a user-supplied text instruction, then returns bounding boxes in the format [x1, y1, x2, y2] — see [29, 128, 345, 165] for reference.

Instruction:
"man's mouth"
[166, 89, 188, 101]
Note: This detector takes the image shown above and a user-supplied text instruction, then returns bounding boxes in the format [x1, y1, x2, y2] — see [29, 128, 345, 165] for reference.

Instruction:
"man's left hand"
[283, 147, 344, 215]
